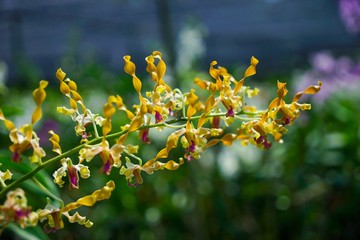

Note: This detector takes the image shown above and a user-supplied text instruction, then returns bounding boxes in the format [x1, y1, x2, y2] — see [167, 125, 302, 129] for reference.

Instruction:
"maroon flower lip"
[102, 159, 112, 175]
[140, 128, 151, 144]
[155, 111, 163, 123]
[68, 165, 79, 189]
[226, 107, 235, 117]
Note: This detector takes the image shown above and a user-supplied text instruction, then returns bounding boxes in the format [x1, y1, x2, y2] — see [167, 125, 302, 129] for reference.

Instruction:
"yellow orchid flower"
[79, 140, 123, 175]
[0, 81, 48, 163]
[120, 157, 183, 186]
[0, 165, 12, 188]
[37, 181, 115, 232]
[52, 158, 90, 189]
[0, 189, 38, 229]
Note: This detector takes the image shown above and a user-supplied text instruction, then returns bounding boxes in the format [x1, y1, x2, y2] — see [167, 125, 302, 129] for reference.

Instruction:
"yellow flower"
[56, 69, 108, 139]
[181, 125, 221, 161]
[48, 130, 62, 155]
[124, 51, 184, 134]
[0, 81, 48, 163]
[79, 140, 123, 175]
[0, 165, 12, 187]
[120, 157, 184, 186]
[8, 124, 46, 163]
[57, 107, 105, 138]
[194, 57, 259, 118]
[0, 189, 38, 229]
[263, 81, 322, 124]
[56, 68, 86, 112]
[37, 181, 115, 232]
[53, 158, 90, 189]
[224, 81, 323, 148]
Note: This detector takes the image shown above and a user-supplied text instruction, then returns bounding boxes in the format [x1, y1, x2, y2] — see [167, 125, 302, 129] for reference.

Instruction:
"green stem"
[0, 144, 83, 200]
[173, 89, 186, 118]
[124, 149, 143, 166]
[164, 122, 187, 129]
[92, 118, 100, 138]
[0, 179, 6, 188]
[0, 109, 265, 200]
[235, 115, 261, 121]
[31, 177, 64, 208]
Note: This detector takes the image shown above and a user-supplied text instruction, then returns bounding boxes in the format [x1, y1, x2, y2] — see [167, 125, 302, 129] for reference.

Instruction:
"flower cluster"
[0, 81, 48, 163]
[0, 51, 321, 235]
[0, 181, 115, 232]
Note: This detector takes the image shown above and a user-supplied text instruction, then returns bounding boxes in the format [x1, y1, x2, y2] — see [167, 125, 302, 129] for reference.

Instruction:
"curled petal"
[145, 55, 156, 76]
[128, 116, 143, 133]
[244, 56, 259, 78]
[198, 95, 216, 128]
[246, 87, 260, 98]
[194, 77, 208, 90]
[62, 181, 115, 211]
[53, 159, 68, 188]
[57, 106, 76, 119]
[103, 98, 116, 119]
[60, 81, 70, 96]
[209, 61, 220, 79]
[186, 90, 199, 106]
[153, 51, 166, 81]
[163, 158, 184, 170]
[32, 80, 48, 105]
[69, 98, 78, 110]
[71, 90, 82, 102]
[0, 168, 13, 186]
[221, 133, 237, 146]
[121, 156, 184, 186]
[78, 165, 90, 179]
[29, 137, 46, 163]
[123, 55, 136, 76]
[63, 212, 93, 228]
[277, 81, 288, 98]
[205, 138, 221, 148]
[132, 76, 143, 96]
[120, 158, 143, 185]
[31, 80, 48, 125]
[292, 81, 322, 102]
[158, 128, 186, 159]
[67, 80, 78, 92]
[56, 68, 66, 81]
[187, 105, 196, 119]
[102, 119, 112, 136]
[48, 130, 62, 155]
[0, 108, 15, 131]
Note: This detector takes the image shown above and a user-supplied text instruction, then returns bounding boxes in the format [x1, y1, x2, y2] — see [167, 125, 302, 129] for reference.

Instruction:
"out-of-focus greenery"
[1, 52, 360, 240]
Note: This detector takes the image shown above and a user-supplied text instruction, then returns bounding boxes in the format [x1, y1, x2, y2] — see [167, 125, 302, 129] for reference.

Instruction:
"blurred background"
[0, 0, 360, 239]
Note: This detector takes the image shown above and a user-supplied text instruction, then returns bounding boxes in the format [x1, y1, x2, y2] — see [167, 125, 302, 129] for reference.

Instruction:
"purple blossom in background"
[294, 52, 360, 102]
[339, 0, 360, 33]
[38, 119, 59, 146]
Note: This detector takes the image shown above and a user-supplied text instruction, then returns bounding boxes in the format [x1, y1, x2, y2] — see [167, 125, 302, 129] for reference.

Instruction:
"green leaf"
[8, 223, 50, 240]
[0, 150, 60, 200]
